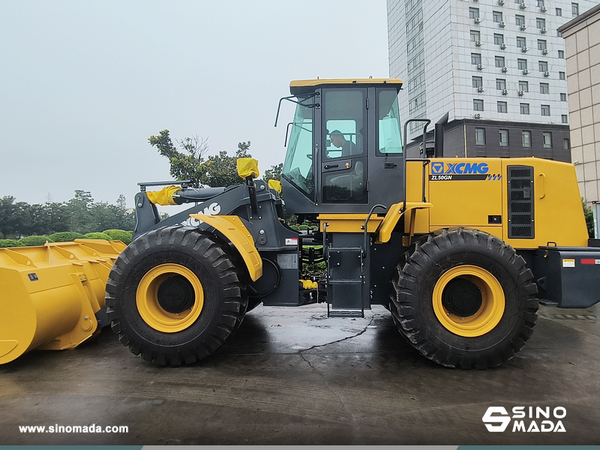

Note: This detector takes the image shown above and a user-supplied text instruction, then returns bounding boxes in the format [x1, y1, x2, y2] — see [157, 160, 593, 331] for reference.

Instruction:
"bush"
[83, 232, 113, 241]
[0, 239, 22, 248]
[103, 229, 133, 245]
[290, 224, 318, 231]
[583, 198, 595, 238]
[303, 261, 327, 278]
[19, 235, 54, 247]
[49, 231, 85, 242]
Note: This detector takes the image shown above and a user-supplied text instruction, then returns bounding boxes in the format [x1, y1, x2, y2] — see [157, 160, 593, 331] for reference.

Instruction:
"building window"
[519, 80, 529, 92]
[541, 104, 551, 116]
[558, 50, 565, 58]
[474, 99, 484, 111]
[522, 130, 532, 147]
[498, 101, 508, 113]
[407, 52, 425, 74]
[559, 71, 566, 80]
[556, 7, 562, 16]
[493, 11, 503, 23]
[476, 128, 486, 145]
[540, 82, 549, 94]
[537, 0, 545, 6]
[539, 61, 548, 72]
[518, 58, 528, 70]
[407, 35, 424, 54]
[543, 132, 552, 148]
[495, 55, 506, 67]
[496, 78, 507, 90]
[537, 18, 546, 29]
[472, 76, 483, 88]
[517, 36, 527, 49]
[572, 2, 579, 16]
[407, 72, 425, 93]
[538, 39, 547, 51]
[471, 30, 481, 42]
[494, 33, 505, 45]
[562, 114, 568, 123]
[500, 129, 509, 146]
[560, 93, 567, 101]
[405, 10, 423, 33]
[409, 94, 427, 114]
[516, 14, 526, 27]
[472, 53, 482, 66]
[520, 103, 530, 114]
[564, 138, 570, 149]
[470, 7, 480, 19]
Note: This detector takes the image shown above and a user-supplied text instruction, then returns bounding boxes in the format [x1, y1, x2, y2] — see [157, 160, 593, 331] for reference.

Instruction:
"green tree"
[148, 130, 252, 187]
[44, 202, 70, 234]
[203, 142, 252, 187]
[148, 130, 210, 186]
[0, 192, 134, 237]
[0, 196, 18, 238]
[263, 163, 283, 182]
[583, 198, 595, 238]
[67, 190, 95, 234]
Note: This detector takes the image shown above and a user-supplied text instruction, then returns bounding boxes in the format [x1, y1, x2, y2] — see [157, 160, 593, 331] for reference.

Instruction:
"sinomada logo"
[482, 406, 567, 433]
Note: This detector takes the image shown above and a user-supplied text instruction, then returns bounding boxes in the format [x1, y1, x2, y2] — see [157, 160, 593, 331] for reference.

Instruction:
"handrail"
[402, 119, 430, 212]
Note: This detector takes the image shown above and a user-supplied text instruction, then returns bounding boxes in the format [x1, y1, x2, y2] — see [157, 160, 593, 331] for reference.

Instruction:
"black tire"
[106, 226, 248, 366]
[246, 297, 263, 313]
[390, 228, 538, 369]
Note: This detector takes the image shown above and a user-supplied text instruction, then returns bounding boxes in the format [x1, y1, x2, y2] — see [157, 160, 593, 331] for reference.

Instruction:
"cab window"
[282, 99, 314, 199]
[378, 90, 403, 155]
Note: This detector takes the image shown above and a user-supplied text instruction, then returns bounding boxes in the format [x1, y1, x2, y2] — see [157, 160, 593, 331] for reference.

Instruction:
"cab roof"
[290, 78, 403, 96]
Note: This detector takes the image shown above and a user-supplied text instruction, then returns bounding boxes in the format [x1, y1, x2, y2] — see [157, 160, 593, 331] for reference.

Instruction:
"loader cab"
[281, 79, 404, 217]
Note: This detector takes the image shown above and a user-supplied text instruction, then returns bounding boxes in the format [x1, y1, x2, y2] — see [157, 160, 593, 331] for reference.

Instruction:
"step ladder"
[322, 205, 386, 318]
[326, 246, 366, 318]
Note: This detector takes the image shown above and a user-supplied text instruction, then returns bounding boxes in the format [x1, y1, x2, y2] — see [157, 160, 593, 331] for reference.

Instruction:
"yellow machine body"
[316, 157, 588, 249]
[0, 239, 126, 364]
[403, 157, 589, 248]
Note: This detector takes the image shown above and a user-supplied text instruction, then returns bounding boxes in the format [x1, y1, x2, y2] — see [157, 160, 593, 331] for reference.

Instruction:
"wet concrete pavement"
[1, 303, 599, 446]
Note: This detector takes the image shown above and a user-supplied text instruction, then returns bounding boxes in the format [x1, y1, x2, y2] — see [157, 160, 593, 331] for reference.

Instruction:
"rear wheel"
[390, 228, 538, 369]
[106, 226, 247, 366]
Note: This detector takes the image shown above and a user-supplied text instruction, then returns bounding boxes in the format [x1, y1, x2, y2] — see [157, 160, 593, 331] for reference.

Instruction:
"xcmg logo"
[482, 406, 567, 433]
[181, 202, 221, 227]
[430, 161, 498, 181]
[431, 161, 489, 175]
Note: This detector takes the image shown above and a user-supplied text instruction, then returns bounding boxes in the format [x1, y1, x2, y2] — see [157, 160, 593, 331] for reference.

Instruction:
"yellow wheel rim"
[136, 263, 204, 333]
[432, 265, 505, 337]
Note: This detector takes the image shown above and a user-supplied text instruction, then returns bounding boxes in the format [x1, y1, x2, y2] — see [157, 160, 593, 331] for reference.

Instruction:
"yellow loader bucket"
[0, 239, 126, 364]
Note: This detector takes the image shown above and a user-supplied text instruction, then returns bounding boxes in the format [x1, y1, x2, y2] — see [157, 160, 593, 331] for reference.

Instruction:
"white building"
[387, 0, 598, 160]
[559, 4, 600, 233]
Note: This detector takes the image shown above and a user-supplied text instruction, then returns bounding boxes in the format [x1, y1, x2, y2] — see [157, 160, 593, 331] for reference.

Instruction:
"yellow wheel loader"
[3, 78, 599, 368]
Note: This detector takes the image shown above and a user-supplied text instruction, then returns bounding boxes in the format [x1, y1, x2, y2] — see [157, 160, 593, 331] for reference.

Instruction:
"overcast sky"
[0, 0, 390, 207]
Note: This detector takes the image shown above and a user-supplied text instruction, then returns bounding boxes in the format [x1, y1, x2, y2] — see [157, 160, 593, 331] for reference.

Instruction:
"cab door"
[320, 88, 368, 204]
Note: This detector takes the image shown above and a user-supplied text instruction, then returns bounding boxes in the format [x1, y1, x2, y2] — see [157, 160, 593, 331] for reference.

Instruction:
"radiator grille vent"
[508, 166, 534, 239]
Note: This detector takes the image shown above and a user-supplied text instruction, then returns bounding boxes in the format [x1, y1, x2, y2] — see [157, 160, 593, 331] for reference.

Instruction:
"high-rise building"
[387, 0, 597, 160]
[558, 3, 600, 231]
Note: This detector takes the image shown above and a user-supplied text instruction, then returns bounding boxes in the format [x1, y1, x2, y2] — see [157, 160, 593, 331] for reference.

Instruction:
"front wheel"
[106, 226, 247, 366]
[390, 228, 538, 369]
